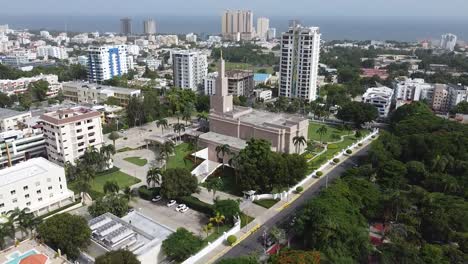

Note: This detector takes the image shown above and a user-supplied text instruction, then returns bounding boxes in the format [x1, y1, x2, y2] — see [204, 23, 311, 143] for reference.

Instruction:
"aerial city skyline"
[0, 1, 467, 264]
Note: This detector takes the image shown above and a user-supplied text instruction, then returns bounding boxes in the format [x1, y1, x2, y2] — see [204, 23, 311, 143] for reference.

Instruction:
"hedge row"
[178, 196, 214, 215]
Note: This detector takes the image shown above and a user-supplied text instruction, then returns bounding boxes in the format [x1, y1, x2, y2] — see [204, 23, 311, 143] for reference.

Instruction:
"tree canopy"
[160, 168, 199, 199]
[161, 228, 204, 262]
[37, 213, 91, 260]
[95, 250, 140, 264]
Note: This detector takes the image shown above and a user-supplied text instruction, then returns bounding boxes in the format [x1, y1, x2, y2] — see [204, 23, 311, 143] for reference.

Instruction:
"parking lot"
[130, 198, 209, 236]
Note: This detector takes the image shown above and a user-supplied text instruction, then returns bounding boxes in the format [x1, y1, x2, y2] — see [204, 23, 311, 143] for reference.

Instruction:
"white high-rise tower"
[143, 19, 156, 35]
[256, 17, 270, 40]
[279, 25, 321, 101]
[172, 50, 208, 91]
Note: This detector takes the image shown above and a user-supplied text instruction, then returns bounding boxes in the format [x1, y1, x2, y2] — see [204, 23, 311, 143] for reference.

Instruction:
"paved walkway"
[113, 149, 156, 186]
[194, 134, 377, 264]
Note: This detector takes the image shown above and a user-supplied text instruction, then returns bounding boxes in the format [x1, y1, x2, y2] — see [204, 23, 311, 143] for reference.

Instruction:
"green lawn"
[204, 224, 232, 243]
[166, 143, 194, 170]
[117, 147, 134, 153]
[69, 168, 141, 199]
[308, 122, 350, 143]
[240, 213, 254, 228]
[253, 199, 279, 209]
[202, 167, 243, 197]
[124, 157, 148, 167]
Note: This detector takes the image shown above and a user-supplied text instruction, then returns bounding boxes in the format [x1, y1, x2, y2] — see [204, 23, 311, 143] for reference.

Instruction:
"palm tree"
[122, 187, 137, 202]
[108, 131, 120, 148]
[316, 125, 328, 143]
[228, 154, 240, 184]
[7, 208, 35, 239]
[205, 177, 223, 201]
[173, 123, 185, 143]
[197, 112, 209, 132]
[292, 135, 307, 154]
[210, 212, 225, 233]
[215, 144, 231, 170]
[100, 144, 116, 170]
[344, 124, 353, 136]
[202, 223, 214, 238]
[182, 109, 192, 126]
[146, 167, 162, 187]
[192, 135, 200, 164]
[103, 181, 120, 194]
[0, 221, 14, 249]
[156, 118, 169, 135]
[160, 141, 175, 169]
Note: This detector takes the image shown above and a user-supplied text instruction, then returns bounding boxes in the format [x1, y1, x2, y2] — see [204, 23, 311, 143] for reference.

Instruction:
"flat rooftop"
[0, 157, 62, 187]
[39, 107, 101, 125]
[223, 106, 306, 129]
[63, 82, 140, 94]
[0, 108, 29, 119]
[199, 132, 247, 150]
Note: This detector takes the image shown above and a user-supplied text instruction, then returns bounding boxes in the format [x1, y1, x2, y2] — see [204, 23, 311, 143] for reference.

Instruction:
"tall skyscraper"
[256, 17, 270, 40]
[221, 10, 254, 41]
[87, 45, 129, 83]
[172, 50, 208, 91]
[279, 25, 321, 101]
[120, 17, 132, 35]
[440, 33, 457, 51]
[267, 28, 277, 40]
[143, 19, 156, 35]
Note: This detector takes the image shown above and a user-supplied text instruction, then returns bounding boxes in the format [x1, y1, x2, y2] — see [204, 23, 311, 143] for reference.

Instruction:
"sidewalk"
[195, 134, 377, 264]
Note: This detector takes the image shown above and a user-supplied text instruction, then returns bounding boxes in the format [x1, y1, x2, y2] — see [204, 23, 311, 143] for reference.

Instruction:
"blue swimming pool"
[4, 249, 39, 264]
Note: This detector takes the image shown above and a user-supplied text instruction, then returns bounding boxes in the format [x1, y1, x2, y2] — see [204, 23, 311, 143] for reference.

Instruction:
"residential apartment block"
[279, 25, 321, 101]
[87, 45, 129, 83]
[39, 107, 104, 165]
[0, 108, 32, 132]
[0, 157, 75, 216]
[362, 86, 394, 118]
[0, 129, 46, 168]
[172, 50, 208, 91]
[226, 70, 254, 97]
[221, 10, 254, 41]
[62, 82, 141, 106]
[0, 74, 61, 96]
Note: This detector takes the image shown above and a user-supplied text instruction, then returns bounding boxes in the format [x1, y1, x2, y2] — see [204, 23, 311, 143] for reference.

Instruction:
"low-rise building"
[362, 86, 394, 118]
[62, 82, 141, 106]
[88, 212, 174, 264]
[0, 129, 46, 168]
[0, 157, 75, 216]
[0, 74, 61, 96]
[253, 89, 272, 101]
[431, 84, 449, 112]
[447, 84, 468, 110]
[0, 108, 32, 132]
[394, 78, 434, 108]
[39, 107, 104, 165]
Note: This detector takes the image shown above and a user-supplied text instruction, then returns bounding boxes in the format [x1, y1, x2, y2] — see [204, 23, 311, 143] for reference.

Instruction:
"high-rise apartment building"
[279, 25, 321, 101]
[143, 19, 156, 35]
[39, 107, 104, 165]
[256, 17, 270, 40]
[267, 28, 277, 40]
[440, 33, 457, 51]
[120, 17, 132, 35]
[172, 50, 208, 91]
[87, 45, 129, 83]
[221, 10, 254, 41]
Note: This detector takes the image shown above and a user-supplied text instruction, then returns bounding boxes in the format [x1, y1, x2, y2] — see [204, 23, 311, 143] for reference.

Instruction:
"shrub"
[327, 144, 338, 149]
[358, 143, 363, 147]
[316, 171, 323, 177]
[227, 235, 237, 246]
[296, 186, 304, 193]
[138, 186, 160, 200]
[346, 149, 352, 154]
[123, 137, 128, 140]
[333, 158, 340, 163]
[371, 135, 376, 139]
[178, 196, 214, 215]
[304, 153, 314, 160]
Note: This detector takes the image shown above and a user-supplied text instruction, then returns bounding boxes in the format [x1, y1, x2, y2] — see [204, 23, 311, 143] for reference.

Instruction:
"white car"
[151, 196, 161, 202]
[179, 206, 189, 213]
[167, 200, 176, 207]
[175, 204, 187, 212]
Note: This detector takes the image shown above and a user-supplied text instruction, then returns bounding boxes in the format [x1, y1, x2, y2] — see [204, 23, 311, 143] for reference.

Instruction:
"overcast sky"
[2, 0, 468, 17]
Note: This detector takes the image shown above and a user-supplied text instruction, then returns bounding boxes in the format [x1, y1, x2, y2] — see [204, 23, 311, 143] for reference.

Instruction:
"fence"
[250, 128, 379, 201]
[181, 217, 241, 264]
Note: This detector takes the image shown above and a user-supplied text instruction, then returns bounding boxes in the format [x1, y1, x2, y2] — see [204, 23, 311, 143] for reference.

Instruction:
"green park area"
[308, 122, 350, 142]
[69, 168, 141, 198]
[209, 62, 274, 74]
[166, 143, 194, 170]
[253, 199, 279, 209]
[124, 157, 148, 167]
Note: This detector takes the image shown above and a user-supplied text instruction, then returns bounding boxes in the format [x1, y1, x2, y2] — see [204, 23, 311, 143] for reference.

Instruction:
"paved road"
[220, 145, 370, 260]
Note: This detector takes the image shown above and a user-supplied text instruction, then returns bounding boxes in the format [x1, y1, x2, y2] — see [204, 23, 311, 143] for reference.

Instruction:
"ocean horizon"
[1, 15, 467, 42]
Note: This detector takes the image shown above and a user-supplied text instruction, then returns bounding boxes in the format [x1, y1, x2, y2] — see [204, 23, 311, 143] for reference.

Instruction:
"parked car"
[167, 200, 176, 207]
[151, 195, 161, 202]
[175, 204, 187, 212]
[179, 206, 189, 213]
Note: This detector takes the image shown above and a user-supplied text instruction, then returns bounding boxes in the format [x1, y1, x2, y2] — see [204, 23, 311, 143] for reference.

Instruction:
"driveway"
[130, 198, 209, 236]
[113, 149, 156, 185]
